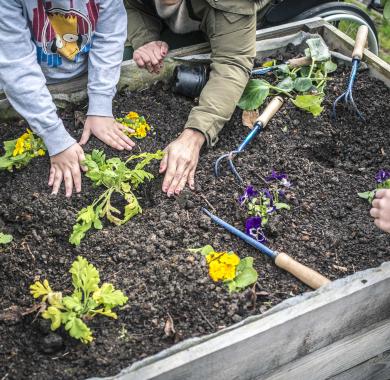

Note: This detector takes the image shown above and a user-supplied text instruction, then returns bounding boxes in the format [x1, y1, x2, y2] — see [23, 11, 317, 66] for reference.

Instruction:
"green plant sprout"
[0, 232, 13, 244]
[358, 169, 390, 203]
[0, 129, 46, 171]
[70, 149, 164, 245]
[30, 256, 128, 344]
[239, 37, 337, 117]
[188, 245, 258, 293]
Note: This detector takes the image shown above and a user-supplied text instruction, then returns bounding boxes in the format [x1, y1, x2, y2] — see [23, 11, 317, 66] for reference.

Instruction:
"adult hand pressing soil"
[370, 189, 390, 233]
[159, 129, 205, 196]
[133, 41, 169, 74]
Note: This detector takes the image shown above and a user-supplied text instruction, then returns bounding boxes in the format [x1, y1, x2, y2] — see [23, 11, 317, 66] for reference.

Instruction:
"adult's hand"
[133, 41, 169, 74]
[370, 189, 390, 233]
[160, 129, 206, 196]
[80, 116, 135, 151]
[49, 143, 86, 197]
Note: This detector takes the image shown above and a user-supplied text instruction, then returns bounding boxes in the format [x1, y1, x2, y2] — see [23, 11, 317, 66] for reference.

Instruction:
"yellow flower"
[206, 251, 240, 282]
[125, 111, 139, 119]
[117, 112, 151, 140]
[13, 138, 25, 156]
[38, 149, 46, 156]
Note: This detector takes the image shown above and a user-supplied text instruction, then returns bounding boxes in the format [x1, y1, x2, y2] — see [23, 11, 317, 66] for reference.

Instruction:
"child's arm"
[0, 0, 84, 197]
[370, 189, 390, 233]
[80, 0, 134, 151]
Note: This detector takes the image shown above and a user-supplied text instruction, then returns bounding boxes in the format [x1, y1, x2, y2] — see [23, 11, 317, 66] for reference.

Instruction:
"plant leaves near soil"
[0, 232, 13, 244]
[238, 79, 270, 110]
[292, 95, 324, 117]
[69, 149, 164, 245]
[0, 129, 46, 172]
[227, 257, 258, 293]
[116, 112, 151, 139]
[305, 37, 331, 62]
[293, 77, 313, 92]
[30, 256, 128, 344]
[358, 169, 390, 204]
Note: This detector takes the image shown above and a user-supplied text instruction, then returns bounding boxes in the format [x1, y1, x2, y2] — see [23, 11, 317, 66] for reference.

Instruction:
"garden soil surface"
[1, 68, 390, 380]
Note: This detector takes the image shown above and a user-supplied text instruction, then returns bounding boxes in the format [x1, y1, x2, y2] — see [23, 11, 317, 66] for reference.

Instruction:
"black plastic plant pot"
[172, 64, 209, 98]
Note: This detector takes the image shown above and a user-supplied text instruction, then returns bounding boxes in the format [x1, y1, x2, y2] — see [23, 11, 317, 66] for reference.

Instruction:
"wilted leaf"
[0, 304, 44, 323]
[306, 38, 331, 62]
[238, 79, 270, 110]
[164, 314, 176, 337]
[292, 95, 324, 116]
[242, 110, 259, 129]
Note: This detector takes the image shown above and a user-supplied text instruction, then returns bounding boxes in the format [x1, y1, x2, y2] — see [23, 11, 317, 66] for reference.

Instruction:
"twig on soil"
[21, 241, 35, 262]
[197, 193, 216, 212]
[197, 308, 215, 330]
[1, 373, 9, 380]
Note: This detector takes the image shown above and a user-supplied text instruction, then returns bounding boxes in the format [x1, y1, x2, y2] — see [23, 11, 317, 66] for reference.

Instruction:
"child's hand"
[370, 189, 390, 233]
[133, 41, 169, 74]
[80, 116, 135, 151]
[49, 143, 86, 197]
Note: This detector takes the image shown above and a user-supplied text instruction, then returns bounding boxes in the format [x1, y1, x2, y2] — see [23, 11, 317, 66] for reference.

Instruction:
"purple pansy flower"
[239, 185, 259, 205]
[265, 170, 291, 188]
[245, 216, 267, 243]
[375, 169, 390, 184]
[261, 188, 274, 207]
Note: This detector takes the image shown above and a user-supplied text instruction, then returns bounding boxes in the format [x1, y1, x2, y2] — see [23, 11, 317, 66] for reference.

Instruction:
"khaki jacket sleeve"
[184, 10, 256, 146]
[124, 0, 163, 50]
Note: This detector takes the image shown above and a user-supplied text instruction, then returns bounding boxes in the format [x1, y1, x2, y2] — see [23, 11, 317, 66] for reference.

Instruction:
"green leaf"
[63, 295, 83, 313]
[63, 314, 93, 344]
[276, 64, 290, 74]
[238, 79, 270, 110]
[306, 38, 331, 62]
[227, 257, 258, 293]
[358, 190, 375, 204]
[275, 202, 291, 210]
[0, 232, 13, 244]
[293, 77, 313, 92]
[92, 283, 128, 309]
[69, 256, 100, 295]
[323, 60, 337, 74]
[384, 0, 390, 20]
[292, 94, 324, 116]
[42, 306, 62, 331]
[277, 77, 294, 92]
[188, 245, 215, 256]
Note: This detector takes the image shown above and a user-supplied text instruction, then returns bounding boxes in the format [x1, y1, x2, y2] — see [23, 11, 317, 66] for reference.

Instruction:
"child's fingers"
[63, 169, 74, 198]
[372, 199, 381, 208]
[376, 189, 386, 198]
[71, 165, 82, 194]
[370, 207, 380, 218]
[51, 169, 63, 195]
[48, 167, 56, 186]
[159, 149, 168, 173]
[79, 126, 91, 146]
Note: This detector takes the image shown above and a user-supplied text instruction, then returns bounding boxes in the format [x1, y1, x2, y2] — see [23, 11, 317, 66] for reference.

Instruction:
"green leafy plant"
[0, 232, 13, 244]
[30, 256, 128, 344]
[239, 37, 337, 116]
[70, 149, 164, 245]
[188, 245, 258, 293]
[0, 129, 46, 171]
[358, 169, 390, 203]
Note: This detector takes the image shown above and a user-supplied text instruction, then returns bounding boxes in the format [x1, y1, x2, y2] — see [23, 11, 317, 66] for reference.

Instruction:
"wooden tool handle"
[275, 252, 331, 289]
[257, 96, 283, 127]
[287, 56, 312, 68]
[352, 25, 368, 60]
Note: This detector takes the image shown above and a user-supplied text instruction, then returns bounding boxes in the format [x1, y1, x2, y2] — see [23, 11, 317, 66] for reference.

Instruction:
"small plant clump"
[116, 112, 151, 139]
[0, 232, 13, 244]
[239, 171, 292, 243]
[188, 245, 258, 293]
[239, 37, 337, 116]
[30, 256, 128, 344]
[70, 149, 164, 245]
[0, 129, 46, 171]
[358, 169, 390, 203]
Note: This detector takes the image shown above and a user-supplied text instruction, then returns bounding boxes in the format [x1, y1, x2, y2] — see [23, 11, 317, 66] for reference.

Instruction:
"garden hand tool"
[214, 96, 283, 183]
[202, 208, 331, 289]
[252, 56, 312, 75]
[332, 25, 369, 121]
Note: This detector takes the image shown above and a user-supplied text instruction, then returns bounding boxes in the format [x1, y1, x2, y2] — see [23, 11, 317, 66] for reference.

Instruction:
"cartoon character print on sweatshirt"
[32, 0, 100, 67]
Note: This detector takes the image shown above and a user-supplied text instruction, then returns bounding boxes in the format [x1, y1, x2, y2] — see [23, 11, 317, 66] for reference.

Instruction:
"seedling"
[188, 245, 258, 293]
[0, 232, 13, 244]
[70, 149, 164, 245]
[116, 112, 151, 139]
[30, 256, 128, 344]
[239, 37, 337, 117]
[0, 129, 46, 171]
[358, 169, 390, 203]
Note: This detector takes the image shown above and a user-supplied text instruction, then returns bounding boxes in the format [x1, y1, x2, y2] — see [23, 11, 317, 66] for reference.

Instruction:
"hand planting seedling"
[188, 245, 258, 293]
[70, 149, 164, 245]
[30, 256, 127, 344]
[0, 129, 46, 171]
[116, 112, 151, 139]
[0, 232, 13, 244]
[239, 37, 337, 117]
[358, 169, 390, 204]
[239, 171, 291, 243]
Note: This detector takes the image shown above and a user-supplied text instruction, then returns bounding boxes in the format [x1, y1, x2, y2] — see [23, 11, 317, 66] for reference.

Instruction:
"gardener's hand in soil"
[160, 129, 205, 196]
[49, 143, 86, 197]
[370, 189, 390, 233]
[133, 41, 169, 74]
[80, 116, 135, 151]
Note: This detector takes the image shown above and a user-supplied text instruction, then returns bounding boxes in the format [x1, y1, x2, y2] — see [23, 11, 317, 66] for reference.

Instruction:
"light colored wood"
[287, 56, 312, 68]
[352, 25, 369, 60]
[274, 251, 330, 289]
[257, 96, 283, 126]
[263, 319, 390, 380]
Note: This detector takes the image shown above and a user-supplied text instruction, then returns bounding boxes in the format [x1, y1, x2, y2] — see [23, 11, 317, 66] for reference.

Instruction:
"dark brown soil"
[0, 68, 390, 380]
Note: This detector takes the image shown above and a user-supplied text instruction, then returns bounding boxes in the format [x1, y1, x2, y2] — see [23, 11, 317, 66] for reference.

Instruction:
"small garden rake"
[332, 25, 369, 121]
[214, 96, 284, 183]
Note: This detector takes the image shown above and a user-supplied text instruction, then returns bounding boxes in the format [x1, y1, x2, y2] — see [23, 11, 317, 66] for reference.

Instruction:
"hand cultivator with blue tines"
[251, 56, 312, 76]
[214, 96, 283, 183]
[332, 25, 369, 121]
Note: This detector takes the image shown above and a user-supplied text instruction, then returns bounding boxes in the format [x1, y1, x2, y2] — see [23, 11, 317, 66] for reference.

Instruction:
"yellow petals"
[206, 251, 240, 282]
[38, 149, 46, 156]
[116, 112, 151, 140]
[11, 129, 46, 158]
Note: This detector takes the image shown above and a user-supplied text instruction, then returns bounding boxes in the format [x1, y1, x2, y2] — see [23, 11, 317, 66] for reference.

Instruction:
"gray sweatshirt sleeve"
[86, 0, 127, 117]
[0, 0, 76, 157]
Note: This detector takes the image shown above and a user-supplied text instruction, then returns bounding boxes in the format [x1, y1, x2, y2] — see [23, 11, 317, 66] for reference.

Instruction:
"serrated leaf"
[294, 77, 313, 92]
[93, 308, 118, 319]
[30, 279, 52, 300]
[188, 245, 215, 256]
[42, 306, 62, 331]
[0, 233, 13, 244]
[92, 283, 128, 309]
[64, 314, 93, 344]
[69, 256, 100, 295]
[238, 79, 270, 110]
[292, 94, 324, 116]
[63, 295, 83, 312]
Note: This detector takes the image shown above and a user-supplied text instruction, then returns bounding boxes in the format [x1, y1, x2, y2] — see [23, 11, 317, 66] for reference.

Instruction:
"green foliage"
[383, 0, 390, 20]
[187, 245, 215, 256]
[239, 37, 335, 116]
[358, 190, 376, 204]
[30, 256, 128, 344]
[0, 232, 13, 245]
[70, 149, 164, 245]
[227, 257, 258, 293]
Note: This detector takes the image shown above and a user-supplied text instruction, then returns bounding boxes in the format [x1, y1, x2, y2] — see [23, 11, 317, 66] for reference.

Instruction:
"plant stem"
[308, 59, 316, 78]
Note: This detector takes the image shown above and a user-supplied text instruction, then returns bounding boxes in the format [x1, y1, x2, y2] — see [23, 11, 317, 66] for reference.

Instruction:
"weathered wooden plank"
[331, 350, 390, 380]
[262, 319, 390, 380]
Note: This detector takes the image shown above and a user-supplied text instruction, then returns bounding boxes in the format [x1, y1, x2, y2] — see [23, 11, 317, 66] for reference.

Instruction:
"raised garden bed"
[1, 19, 390, 380]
